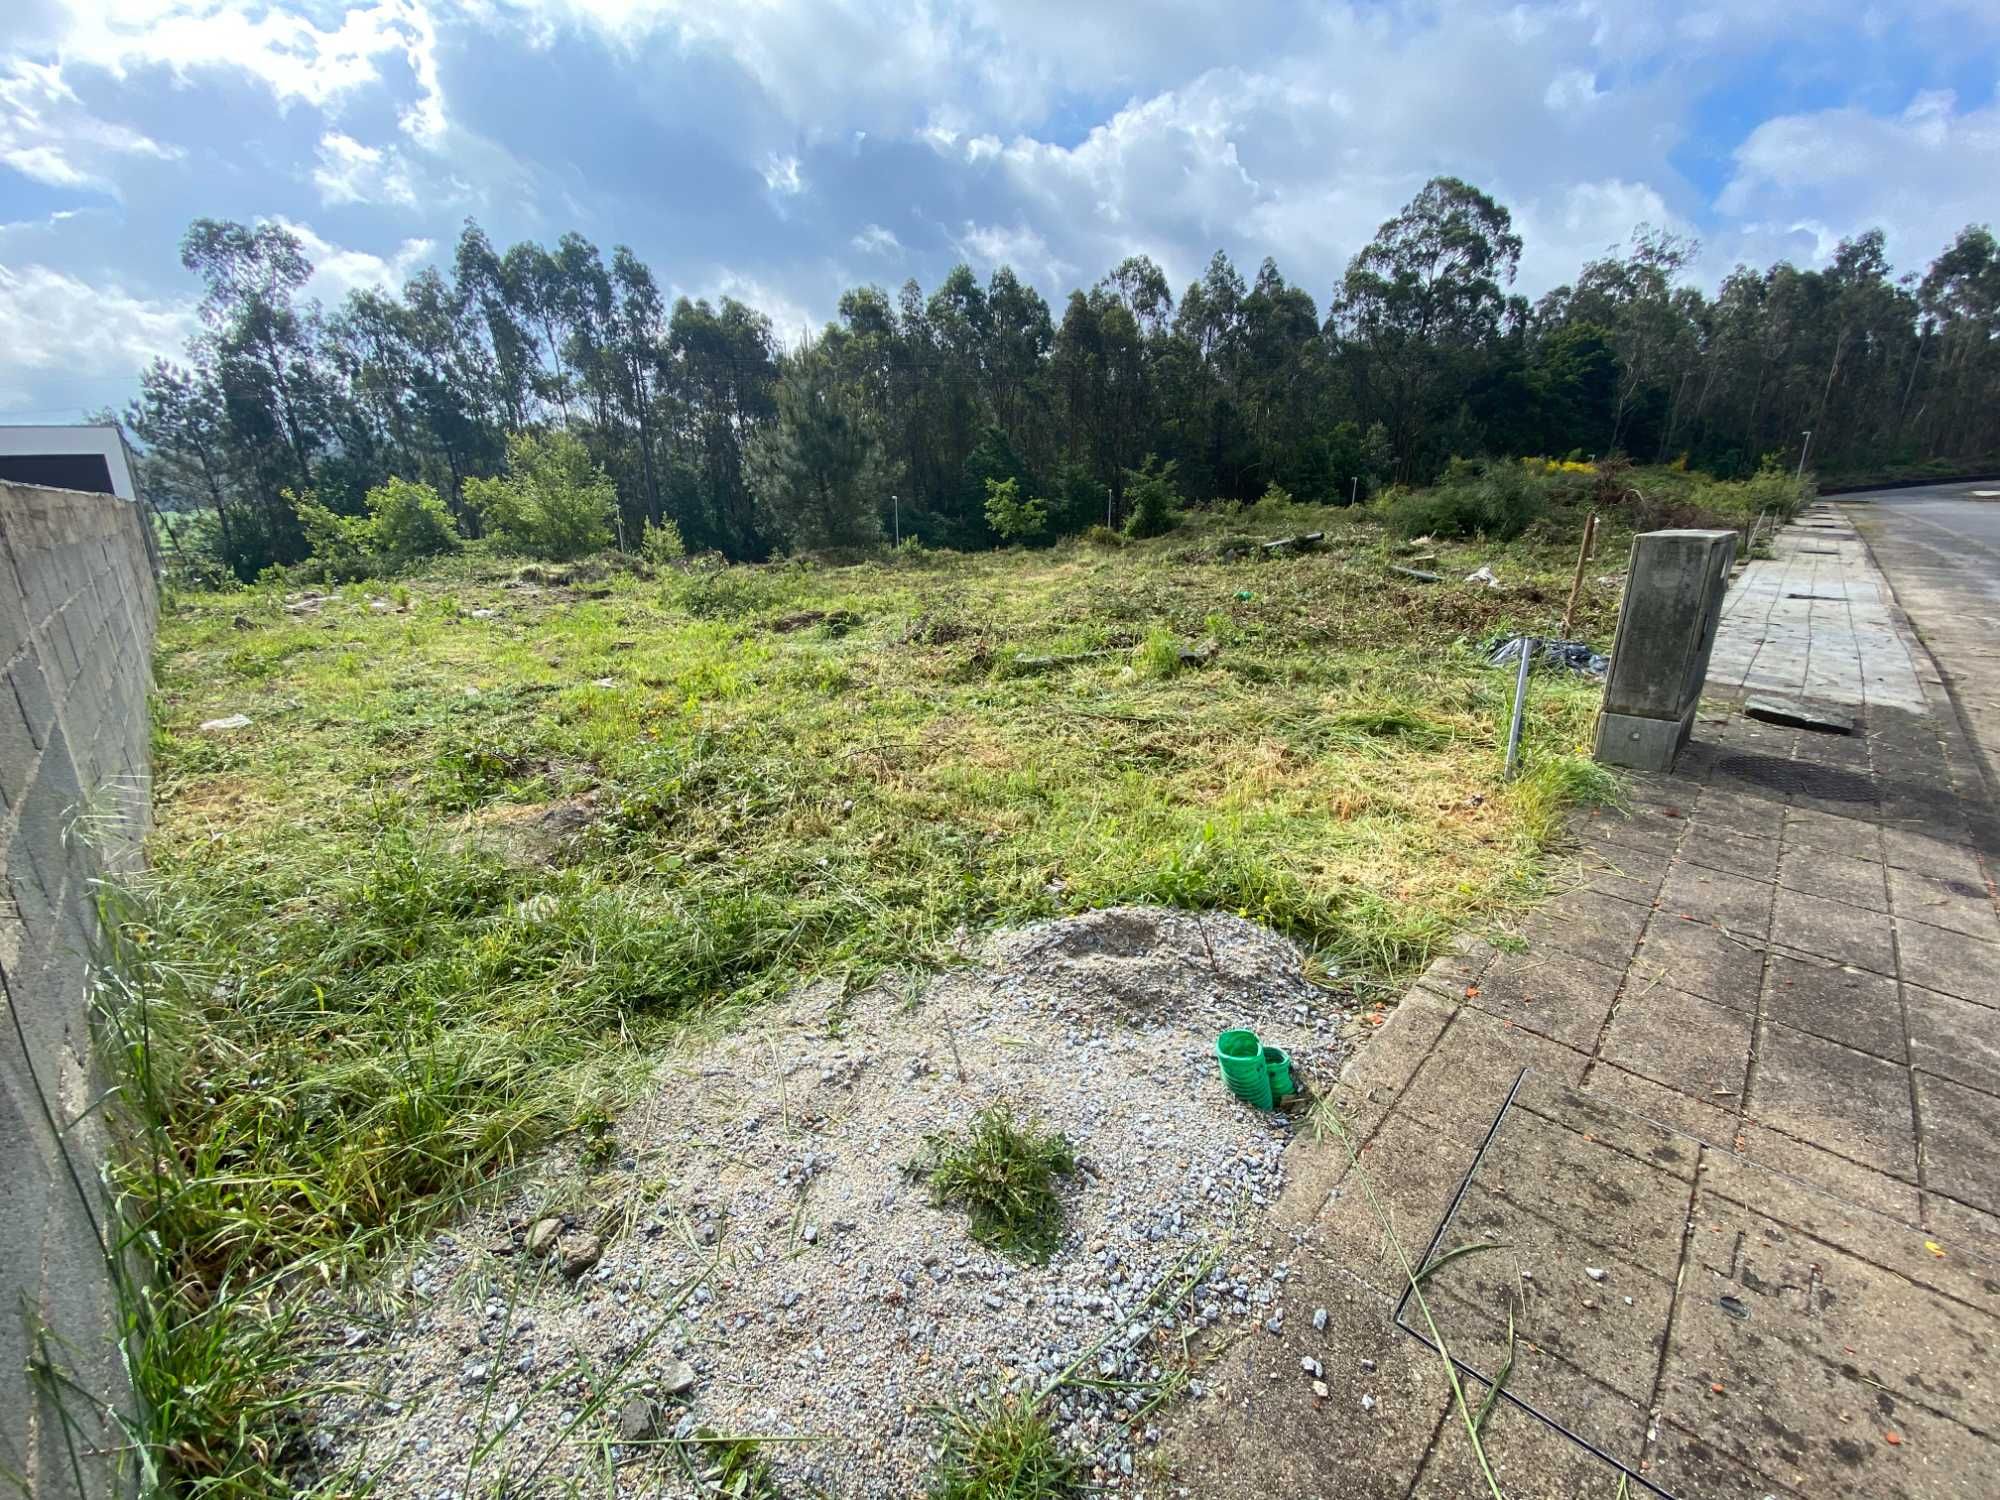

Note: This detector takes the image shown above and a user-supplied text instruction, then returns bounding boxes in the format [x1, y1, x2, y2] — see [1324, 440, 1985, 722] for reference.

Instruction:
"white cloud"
[0, 59, 180, 192]
[0, 263, 195, 411]
[266, 217, 436, 302]
[32, 0, 447, 137]
[851, 223, 901, 255]
[312, 131, 418, 207]
[953, 221, 1074, 287]
[1715, 86, 2000, 272]
[761, 152, 803, 195]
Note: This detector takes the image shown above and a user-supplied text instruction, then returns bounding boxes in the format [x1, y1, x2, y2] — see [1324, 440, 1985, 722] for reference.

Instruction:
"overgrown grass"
[916, 1106, 1078, 1262]
[111, 498, 1631, 1492]
[928, 1398, 1086, 1500]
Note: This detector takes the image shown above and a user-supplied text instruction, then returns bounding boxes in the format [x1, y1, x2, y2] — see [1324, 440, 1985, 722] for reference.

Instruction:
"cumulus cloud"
[1715, 86, 2000, 272]
[0, 262, 195, 410]
[34, 0, 447, 135]
[266, 217, 436, 302]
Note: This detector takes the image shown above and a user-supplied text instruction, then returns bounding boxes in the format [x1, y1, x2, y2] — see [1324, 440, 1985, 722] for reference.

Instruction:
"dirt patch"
[461, 794, 602, 867]
[302, 907, 1353, 1496]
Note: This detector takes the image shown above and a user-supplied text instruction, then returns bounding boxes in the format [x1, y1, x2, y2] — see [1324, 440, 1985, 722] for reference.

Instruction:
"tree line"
[125, 177, 2000, 576]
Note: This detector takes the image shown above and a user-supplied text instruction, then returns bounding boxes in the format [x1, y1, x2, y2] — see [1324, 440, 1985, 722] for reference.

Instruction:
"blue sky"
[2, 0, 1997, 417]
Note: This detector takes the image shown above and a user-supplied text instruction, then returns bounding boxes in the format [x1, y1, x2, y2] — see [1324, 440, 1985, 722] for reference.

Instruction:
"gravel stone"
[302, 906, 1347, 1497]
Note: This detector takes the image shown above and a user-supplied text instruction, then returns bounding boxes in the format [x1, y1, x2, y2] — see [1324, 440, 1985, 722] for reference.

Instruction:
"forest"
[124, 176, 2000, 577]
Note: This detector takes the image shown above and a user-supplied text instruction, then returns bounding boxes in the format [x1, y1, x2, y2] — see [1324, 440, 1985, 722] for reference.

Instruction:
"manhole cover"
[1713, 753, 1873, 802]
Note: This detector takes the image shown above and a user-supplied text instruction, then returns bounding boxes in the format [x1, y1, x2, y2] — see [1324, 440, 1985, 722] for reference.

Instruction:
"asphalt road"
[1842, 479, 2000, 836]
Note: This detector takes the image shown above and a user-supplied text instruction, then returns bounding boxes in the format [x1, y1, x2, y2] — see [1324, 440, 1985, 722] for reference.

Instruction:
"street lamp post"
[1796, 431, 1813, 482]
[891, 493, 899, 547]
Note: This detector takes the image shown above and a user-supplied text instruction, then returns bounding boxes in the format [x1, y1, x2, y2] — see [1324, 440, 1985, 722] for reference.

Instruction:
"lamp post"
[891, 492, 899, 547]
[1796, 430, 1813, 482]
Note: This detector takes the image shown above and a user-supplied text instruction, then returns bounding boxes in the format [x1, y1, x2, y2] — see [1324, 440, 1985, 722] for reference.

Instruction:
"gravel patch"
[303, 906, 1355, 1496]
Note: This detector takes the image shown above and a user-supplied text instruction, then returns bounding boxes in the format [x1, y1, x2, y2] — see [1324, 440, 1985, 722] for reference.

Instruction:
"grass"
[106, 496, 1635, 1492]
[928, 1398, 1086, 1500]
[916, 1106, 1078, 1262]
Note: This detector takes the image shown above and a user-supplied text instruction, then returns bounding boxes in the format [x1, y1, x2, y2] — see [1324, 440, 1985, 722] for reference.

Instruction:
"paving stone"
[1892, 920, 1997, 1007]
[1784, 805, 1882, 859]
[1769, 887, 1897, 976]
[1682, 826, 1783, 882]
[1660, 862, 1774, 937]
[1878, 826, 1985, 882]
[1585, 1061, 1741, 1147]
[1691, 784, 1789, 842]
[1467, 949, 1622, 1051]
[1904, 986, 2000, 1096]
[1886, 867, 2000, 943]
[1915, 1073, 2000, 1217]
[1513, 1071, 1704, 1181]
[1748, 1022, 1918, 1179]
[1520, 887, 1650, 968]
[1761, 952, 1904, 1062]
[1776, 842, 1889, 913]
[1600, 985, 1753, 1098]
[1729, 1120, 1921, 1222]
[1631, 917, 1765, 1011]
[1586, 800, 1690, 856]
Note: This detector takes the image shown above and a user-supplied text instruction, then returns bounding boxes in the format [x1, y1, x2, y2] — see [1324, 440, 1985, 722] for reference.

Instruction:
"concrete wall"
[1, 481, 157, 1498]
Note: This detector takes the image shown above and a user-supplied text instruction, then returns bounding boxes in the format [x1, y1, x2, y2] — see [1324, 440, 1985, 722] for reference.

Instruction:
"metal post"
[1795, 430, 1813, 482]
[892, 493, 899, 547]
[1504, 636, 1536, 780]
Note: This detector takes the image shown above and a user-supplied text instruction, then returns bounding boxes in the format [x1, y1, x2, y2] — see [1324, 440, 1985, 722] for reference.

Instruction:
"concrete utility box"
[1593, 528, 1737, 771]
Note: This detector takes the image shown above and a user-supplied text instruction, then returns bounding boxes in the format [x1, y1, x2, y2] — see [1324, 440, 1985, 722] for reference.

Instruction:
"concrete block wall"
[1, 481, 157, 1498]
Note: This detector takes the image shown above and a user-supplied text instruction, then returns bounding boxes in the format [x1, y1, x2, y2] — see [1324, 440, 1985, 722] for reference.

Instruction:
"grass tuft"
[928, 1397, 1086, 1500]
[915, 1106, 1077, 1263]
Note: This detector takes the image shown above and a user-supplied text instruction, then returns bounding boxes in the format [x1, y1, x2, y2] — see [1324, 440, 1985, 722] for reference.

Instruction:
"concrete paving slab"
[1769, 887, 1898, 975]
[1903, 986, 2000, 1094]
[1761, 952, 1904, 1061]
[1600, 986, 1753, 1097]
[1630, 918, 1764, 1011]
[1892, 920, 1997, 1007]
[1775, 843, 1889, 913]
[1914, 1073, 2000, 1216]
[1749, 1022, 1919, 1177]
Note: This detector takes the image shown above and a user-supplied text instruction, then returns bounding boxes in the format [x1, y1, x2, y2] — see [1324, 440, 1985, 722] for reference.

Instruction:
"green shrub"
[983, 477, 1051, 543]
[1080, 525, 1126, 549]
[465, 431, 616, 560]
[295, 477, 459, 580]
[1121, 455, 1182, 539]
[639, 516, 686, 564]
[1377, 460, 1546, 539]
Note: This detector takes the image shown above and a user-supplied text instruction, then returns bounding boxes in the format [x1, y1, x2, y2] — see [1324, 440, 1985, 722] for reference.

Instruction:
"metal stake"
[1504, 635, 1536, 780]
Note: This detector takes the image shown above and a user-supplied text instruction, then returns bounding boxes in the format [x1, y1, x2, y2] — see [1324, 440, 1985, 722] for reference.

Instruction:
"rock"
[1300, 1357, 1322, 1378]
[559, 1234, 603, 1278]
[618, 1395, 657, 1441]
[1586, 1266, 1606, 1282]
[1312, 1307, 1328, 1332]
[1311, 1380, 1329, 1399]
[1361, 1394, 1377, 1412]
[525, 1217, 563, 1256]
[802, 1224, 820, 1245]
[199, 714, 252, 732]
[661, 1358, 697, 1398]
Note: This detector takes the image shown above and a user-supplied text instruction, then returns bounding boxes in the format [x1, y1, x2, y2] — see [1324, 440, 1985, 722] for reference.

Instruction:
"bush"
[465, 431, 616, 560]
[295, 477, 459, 580]
[1377, 459, 1547, 540]
[1121, 455, 1182, 539]
[638, 516, 685, 564]
[1080, 524, 1126, 549]
[983, 477, 1050, 543]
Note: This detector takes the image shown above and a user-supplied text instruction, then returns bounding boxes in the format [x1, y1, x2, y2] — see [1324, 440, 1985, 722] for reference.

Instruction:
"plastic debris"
[1486, 636, 1607, 677]
[1463, 564, 1500, 588]
[199, 713, 252, 731]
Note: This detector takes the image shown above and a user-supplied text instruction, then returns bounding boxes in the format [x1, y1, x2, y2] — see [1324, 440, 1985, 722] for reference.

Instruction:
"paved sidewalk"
[1160, 504, 2000, 1499]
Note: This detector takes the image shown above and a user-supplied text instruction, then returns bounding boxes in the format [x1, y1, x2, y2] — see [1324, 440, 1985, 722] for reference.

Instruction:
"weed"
[915, 1106, 1076, 1262]
[674, 1430, 782, 1499]
[928, 1397, 1085, 1500]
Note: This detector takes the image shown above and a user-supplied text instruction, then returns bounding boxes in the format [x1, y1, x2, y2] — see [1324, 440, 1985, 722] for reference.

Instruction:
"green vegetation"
[108, 495, 1660, 1490]
[127, 193, 1990, 580]
[292, 475, 460, 580]
[983, 477, 1050, 543]
[928, 1398, 1085, 1500]
[464, 430, 619, 560]
[916, 1106, 1078, 1262]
